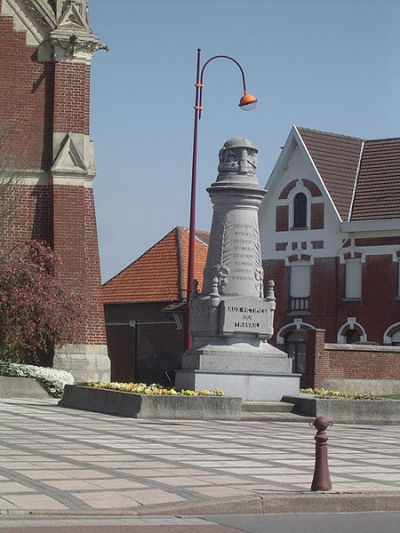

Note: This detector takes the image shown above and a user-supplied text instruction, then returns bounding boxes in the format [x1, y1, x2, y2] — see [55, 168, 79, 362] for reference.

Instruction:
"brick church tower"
[0, 0, 109, 381]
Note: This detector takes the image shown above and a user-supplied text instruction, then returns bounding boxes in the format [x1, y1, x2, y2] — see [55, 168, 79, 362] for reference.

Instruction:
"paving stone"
[0, 398, 399, 514]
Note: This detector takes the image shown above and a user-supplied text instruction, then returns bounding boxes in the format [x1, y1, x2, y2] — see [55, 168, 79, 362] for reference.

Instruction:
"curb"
[0, 492, 399, 518]
[137, 491, 400, 516]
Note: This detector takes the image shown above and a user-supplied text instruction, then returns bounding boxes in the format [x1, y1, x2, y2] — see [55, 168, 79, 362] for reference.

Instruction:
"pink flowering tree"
[0, 240, 82, 366]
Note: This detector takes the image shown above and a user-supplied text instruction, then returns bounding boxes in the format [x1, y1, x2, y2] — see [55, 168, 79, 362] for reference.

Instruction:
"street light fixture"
[185, 48, 257, 350]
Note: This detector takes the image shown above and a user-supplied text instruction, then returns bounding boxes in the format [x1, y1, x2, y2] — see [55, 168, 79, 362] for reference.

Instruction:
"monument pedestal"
[176, 341, 300, 401]
[176, 370, 300, 401]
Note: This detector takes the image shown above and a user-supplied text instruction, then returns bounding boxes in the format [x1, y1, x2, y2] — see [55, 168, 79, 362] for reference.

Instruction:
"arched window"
[293, 193, 307, 228]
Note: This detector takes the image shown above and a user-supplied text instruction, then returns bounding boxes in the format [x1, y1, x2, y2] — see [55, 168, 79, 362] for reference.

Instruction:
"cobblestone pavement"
[0, 399, 398, 514]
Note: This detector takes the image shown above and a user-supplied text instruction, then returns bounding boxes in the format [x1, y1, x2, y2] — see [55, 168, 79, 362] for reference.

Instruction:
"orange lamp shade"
[239, 92, 257, 111]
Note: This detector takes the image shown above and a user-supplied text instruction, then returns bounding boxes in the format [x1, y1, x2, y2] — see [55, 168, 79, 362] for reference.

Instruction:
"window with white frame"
[290, 264, 311, 297]
[345, 259, 362, 299]
[289, 263, 311, 311]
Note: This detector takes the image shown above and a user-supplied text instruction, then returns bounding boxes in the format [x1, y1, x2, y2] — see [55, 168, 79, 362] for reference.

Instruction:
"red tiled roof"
[102, 227, 209, 304]
[350, 138, 400, 221]
[297, 127, 364, 220]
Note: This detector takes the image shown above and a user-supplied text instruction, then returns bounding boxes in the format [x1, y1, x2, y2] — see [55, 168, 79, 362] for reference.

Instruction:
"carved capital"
[217, 137, 258, 176]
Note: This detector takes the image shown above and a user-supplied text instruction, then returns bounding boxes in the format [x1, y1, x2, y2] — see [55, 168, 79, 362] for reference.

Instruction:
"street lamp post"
[185, 48, 257, 350]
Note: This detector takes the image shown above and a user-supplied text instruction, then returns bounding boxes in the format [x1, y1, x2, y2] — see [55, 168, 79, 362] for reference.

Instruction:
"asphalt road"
[0, 512, 400, 532]
[206, 511, 400, 532]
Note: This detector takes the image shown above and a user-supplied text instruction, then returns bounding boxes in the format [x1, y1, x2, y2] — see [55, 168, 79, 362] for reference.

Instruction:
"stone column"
[175, 138, 300, 401]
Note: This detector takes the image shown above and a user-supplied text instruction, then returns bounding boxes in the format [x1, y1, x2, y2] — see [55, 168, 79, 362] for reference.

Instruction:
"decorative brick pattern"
[355, 237, 400, 247]
[278, 180, 296, 199]
[311, 240, 324, 249]
[302, 179, 322, 197]
[275, 206, 289, 231]
[311, 203, 324, 229]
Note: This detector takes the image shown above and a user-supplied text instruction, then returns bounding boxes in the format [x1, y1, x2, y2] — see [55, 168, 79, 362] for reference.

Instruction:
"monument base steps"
[175, 369, 300, 401]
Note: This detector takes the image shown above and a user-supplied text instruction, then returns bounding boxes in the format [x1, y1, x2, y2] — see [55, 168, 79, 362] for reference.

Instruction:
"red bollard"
[310, 415, 333, 491]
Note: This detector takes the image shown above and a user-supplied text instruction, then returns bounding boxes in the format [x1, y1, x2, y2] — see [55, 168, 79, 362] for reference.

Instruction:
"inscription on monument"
[230, 222, 256, 283]
[220, 297, 273, 336]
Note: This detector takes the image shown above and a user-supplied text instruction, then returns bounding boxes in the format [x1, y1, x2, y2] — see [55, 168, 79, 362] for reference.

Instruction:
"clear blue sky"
[89, 0, 400, 282]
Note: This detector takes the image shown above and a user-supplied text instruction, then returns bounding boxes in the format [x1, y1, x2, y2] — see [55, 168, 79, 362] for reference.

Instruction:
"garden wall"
[313, 329, 400, 394]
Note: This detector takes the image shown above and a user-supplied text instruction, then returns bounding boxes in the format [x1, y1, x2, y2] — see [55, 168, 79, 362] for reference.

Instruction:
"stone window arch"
[276, 319, 316, 345]
[337, 317, 367, 344]
[383, 322, 400, 345]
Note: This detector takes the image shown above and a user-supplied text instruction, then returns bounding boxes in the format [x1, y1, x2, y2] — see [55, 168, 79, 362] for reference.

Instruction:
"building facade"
[0, 0, 109, 381]
[260, 126, 400, 386]
[103, 227, 209, 384]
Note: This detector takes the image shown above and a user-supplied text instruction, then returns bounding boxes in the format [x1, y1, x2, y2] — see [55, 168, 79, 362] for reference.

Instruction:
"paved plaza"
[0, 399, 398, 515]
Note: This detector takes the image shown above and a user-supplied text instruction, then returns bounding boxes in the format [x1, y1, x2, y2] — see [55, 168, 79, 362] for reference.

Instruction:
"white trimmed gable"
[259, 127, 344, 262]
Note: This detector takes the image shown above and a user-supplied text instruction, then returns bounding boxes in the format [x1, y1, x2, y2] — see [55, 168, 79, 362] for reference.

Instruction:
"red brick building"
[102, 227, 208, 384]
[260, 126, 400, 387]
[0, 0, 109, 381]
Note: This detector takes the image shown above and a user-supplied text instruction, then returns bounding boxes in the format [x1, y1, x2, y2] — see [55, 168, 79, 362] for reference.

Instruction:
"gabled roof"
[296, 127, 400, 221]
[351, 138, 400, 221]
[297, 127, 363, 220]
[102, 227, 209, 304]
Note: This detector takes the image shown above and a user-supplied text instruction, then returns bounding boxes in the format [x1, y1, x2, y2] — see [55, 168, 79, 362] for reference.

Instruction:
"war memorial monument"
[175, 138, 300, 400]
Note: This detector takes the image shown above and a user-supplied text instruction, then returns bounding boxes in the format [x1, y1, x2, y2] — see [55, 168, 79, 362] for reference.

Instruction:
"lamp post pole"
[184, 49, 257, 350]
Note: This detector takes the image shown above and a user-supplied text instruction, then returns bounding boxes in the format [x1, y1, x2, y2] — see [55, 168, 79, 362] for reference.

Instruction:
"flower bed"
[283, 392, 400, 424]
[0, 360, 74, 398]
[301, 387, 381, 400]
[59, 384, 241, 420]
[84, 381, 224, 396]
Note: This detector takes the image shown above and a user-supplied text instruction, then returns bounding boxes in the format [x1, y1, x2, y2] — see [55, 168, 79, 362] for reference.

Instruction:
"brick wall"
[53, 185, 106, 345]
[0, 184, 52, 252]
[0, 12, 54, 169]
[313, 329, 400, 387]
[264, 254, 400, 346]
[0, 8, 54, 253]
[53, 62, 90, 134]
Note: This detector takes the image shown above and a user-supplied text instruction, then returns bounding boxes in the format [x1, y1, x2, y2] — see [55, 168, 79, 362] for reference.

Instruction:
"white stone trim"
[1, 0, 47, 46]
[383, 322, 400, 345]
[325, 343, 400, 352]
[348, 141, 365, 222]
[337, 317, 367, 343]
[4, 170, 50, 186]
[52, 176, 94, 188]
[51, 133, 96, 187]
[54, 343, 110, 383]
[293, 125, 342, 223]
[276, 319, 316, 344]
[341, 219, 400, 233]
